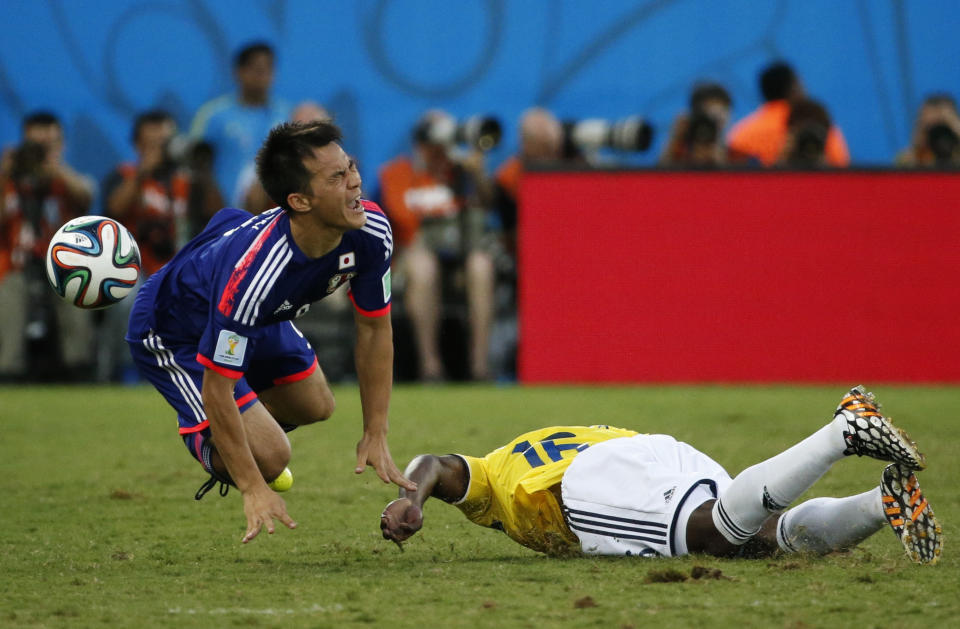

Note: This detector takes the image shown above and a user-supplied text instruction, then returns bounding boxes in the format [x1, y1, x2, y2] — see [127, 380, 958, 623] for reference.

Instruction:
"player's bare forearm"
[380, 455, 467, 545]
[353, 312, 393, 434]
[353, 313, 415, 489]
[398, 454, 468, 505]
[200, 368, 267, 493]
[202, 368, 295, 543]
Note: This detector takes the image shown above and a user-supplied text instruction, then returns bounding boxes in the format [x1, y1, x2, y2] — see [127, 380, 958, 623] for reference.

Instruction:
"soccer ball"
[45, 216, 141, 309]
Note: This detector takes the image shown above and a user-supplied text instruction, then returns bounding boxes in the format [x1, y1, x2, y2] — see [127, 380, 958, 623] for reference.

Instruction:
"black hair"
[256, 120, 343, 211]
[760, 62, 797, 102]
[922, 93, 958, 112]
[689, 82, 731, 111]
[787, 98, 831, 130]
[234, 41, 275, 68]
[131, 109, 174, 143]
[22, 110, 61, 130]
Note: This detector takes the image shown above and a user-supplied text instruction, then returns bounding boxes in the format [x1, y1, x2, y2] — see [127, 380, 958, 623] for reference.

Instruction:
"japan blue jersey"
[127, 201, 393, 378]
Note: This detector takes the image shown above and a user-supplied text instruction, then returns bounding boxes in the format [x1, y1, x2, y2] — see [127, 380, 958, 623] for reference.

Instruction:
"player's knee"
[262, 456, 290, 484]
[260, 438, 292, 482]
[314, 388, 335, 421]
[296, 386, 335, 424]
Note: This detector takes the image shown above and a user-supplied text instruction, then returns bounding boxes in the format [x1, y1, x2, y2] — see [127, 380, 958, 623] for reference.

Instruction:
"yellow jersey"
[453, 425, 638, 555]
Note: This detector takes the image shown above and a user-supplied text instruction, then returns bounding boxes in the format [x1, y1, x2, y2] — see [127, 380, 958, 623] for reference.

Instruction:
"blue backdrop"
[2, 0, 956, 204]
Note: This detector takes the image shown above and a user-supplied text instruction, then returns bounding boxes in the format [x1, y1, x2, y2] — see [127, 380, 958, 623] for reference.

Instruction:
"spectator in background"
[189, 41, 291, 208]
[895, 94, 960, 168]
[378, 110, 496, 381]
[494, 106, 564, 257]
[660, 82, 732, 167]
[97, 109, 222, 382]
[727, 61, 849, 167]
[240, 100, 331, 213]
[778, 98, 834, 168]
[0, 111, 96, 380]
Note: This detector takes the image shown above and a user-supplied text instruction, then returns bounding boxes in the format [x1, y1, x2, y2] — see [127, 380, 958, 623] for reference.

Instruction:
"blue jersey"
[127, 201, 393, 378]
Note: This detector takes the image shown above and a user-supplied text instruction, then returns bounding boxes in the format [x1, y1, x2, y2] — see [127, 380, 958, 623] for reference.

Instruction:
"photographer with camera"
[99, 109, 223, 382]
[660, 82, 732, 167]
[727, 61, 849, 167]
[0, 111, 96, 381]
[377, 109, 499, 382]
[895, 94, 960, 168]
[777, 98, 834, 168]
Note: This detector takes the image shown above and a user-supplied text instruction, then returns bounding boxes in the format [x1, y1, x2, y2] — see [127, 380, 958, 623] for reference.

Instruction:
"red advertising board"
[518, 170, 960, 383]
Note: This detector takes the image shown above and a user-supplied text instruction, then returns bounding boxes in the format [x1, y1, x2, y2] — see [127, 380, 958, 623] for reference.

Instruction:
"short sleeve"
[452, 455, 497, 528]
[348, 204, 393, 317]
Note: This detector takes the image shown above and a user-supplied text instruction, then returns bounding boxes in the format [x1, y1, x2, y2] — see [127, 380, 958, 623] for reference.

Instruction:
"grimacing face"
[297, 143, 365, 232]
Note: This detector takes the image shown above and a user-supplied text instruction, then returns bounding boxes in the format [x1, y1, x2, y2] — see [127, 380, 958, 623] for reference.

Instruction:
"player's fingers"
[374, 463, 392, 484]
[389, 467, 418, 491]
[279, 512, 298, 530]
[354, 446, 368, 474]
[264, 517, 276, 535]
[242, 521, 262, 544]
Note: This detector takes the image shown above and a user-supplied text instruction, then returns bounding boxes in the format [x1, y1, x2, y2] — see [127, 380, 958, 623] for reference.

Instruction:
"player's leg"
[687, 489, 885, 558]
[130, 331, 290, 494]
[708, 386, 926, 550]
[246, 321, 335, 427]
[772, 464, 942, 563]
[257, 366, 336, 427]
[205, 400, 292, 483]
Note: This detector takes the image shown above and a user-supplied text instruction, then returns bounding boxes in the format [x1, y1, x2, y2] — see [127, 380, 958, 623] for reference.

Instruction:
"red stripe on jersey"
[217, 212, 283, 317]
[361, 199, 386, 215]
[179, 420, 210, 435]
[197, 352, 244, 379]
[235, 391, 258, 408]
[272, 356, 319, 385]
[348, 290, 391, 317]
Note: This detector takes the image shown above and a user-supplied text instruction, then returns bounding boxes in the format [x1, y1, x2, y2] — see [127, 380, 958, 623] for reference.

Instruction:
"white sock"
[777, 488, 886, 554]
[712, 418, 847, 545]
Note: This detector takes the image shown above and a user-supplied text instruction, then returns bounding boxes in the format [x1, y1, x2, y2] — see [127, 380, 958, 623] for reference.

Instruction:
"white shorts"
[561, 434, 732, 557]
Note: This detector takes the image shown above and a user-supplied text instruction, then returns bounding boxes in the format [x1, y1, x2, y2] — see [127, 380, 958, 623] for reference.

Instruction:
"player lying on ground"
[127, 120, 415, 544]
[381, 386, 942, 564]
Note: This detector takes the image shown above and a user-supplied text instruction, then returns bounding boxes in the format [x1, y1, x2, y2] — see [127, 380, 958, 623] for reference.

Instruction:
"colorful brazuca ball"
[45, 216, 141, 309]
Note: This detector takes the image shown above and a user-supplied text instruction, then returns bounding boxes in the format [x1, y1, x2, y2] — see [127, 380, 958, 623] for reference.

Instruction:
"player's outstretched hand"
[380, 497, 423, 545]
[355, 431, 418, 491]
[241, 485, 297, 544]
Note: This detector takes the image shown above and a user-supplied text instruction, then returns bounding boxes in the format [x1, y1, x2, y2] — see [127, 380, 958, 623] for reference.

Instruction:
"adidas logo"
[273, 300, 293, 315]
[663, 487, 676, 504]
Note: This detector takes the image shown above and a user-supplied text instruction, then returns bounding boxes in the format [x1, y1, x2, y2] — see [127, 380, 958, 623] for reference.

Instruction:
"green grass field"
[1, 383, 957, 628]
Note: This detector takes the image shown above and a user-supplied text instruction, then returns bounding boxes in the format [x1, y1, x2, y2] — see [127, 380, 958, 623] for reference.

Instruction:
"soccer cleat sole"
[835, 386, 926, 470]
[881, 464, 942, 565]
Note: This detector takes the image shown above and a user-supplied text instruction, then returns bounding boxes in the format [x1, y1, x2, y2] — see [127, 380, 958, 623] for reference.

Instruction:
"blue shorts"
[128, 321, 317, 473]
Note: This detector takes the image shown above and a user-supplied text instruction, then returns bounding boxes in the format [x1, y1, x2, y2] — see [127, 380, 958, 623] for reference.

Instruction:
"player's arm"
[380, 454, 468, 544]
[352, 309, 416, 490]
[201, 367, 296, 543]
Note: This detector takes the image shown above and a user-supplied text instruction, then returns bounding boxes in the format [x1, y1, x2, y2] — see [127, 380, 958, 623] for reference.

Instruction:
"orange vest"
[377, 156, 461, 248]
[727, 100, 850, 167]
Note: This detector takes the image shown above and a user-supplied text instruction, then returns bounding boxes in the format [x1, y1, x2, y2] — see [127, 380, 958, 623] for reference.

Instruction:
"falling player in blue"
[127, 120, 416, 543]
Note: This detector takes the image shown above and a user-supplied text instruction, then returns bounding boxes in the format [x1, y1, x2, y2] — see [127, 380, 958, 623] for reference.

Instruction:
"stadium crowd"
[1, 46, 959, 385]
